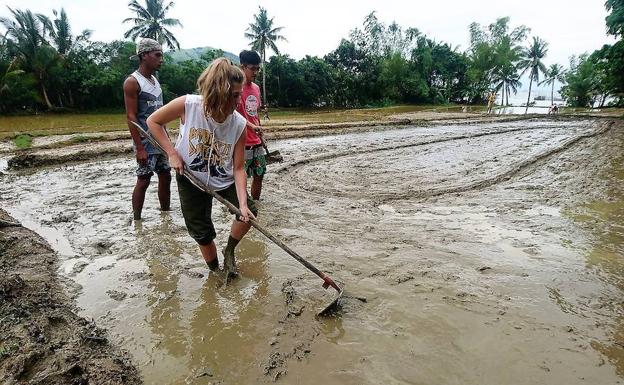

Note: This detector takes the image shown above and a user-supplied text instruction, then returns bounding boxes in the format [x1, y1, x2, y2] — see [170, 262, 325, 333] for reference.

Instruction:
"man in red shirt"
[237, 50, 266, 200]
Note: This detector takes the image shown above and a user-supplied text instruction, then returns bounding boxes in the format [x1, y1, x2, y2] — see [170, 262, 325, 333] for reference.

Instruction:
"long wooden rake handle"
[131, 121, 341, 293]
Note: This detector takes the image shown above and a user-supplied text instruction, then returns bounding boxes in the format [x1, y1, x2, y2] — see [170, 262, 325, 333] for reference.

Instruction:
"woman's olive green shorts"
[176, 174, 258, 245]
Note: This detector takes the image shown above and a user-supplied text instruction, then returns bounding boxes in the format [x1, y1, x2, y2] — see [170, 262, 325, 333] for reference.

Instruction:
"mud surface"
[0, 209, 141, 384]
[0, 112, 535, 171]
[1, 116, 624, 384]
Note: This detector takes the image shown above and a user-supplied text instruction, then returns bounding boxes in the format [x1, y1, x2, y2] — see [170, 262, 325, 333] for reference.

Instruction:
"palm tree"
[518, 36, 548, 114]
[39, 8, 91, 56]
[123, 0, 182, 50]
[539, 64, 565, 105]
[0, 59, 38, 113]
[0, 7, 56, 108]
[0, 59, 25, 96]
[0, 7, 46, 65]
[491, 37, 523, 106]
[38, 8, 91, 106]
[469, 17, 528, 105]
[30, 44, 59, 108]
[493, 65, 522, 106]
[245, 7, 286, 106]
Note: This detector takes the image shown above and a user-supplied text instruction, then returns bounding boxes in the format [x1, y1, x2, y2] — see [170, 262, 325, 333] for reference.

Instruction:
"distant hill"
[166, 47, 239, 64]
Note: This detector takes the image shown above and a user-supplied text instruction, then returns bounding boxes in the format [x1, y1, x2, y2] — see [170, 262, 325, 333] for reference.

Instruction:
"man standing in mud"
[123, 38, 171, 221]
[237, 50, 266, 200]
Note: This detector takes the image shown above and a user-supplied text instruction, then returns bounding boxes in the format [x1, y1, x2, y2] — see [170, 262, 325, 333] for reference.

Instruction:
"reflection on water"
[139, 235, 271, 384]
[69, 205, 274, 384]
[571, 157, 624, 374]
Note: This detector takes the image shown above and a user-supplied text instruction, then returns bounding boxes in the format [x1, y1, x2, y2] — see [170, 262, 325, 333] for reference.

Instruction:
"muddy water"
[1, 118, 624, 384]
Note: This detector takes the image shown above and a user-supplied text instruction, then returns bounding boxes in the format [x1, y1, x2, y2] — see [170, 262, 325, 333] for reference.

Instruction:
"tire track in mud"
[377, 120, 614, 203]
[275, 120, 613, 203]
[0, 116, 582, 171]
[273, 121, 589, 175]
[262, 114, 530, 134]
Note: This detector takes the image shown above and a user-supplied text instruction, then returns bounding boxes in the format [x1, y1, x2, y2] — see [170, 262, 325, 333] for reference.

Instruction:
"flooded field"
[1, 117, 624, 384]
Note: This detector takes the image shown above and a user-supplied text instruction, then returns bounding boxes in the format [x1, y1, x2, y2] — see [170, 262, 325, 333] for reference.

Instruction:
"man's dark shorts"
[136, 153, 171, 177]
[176, 174, 258, 245]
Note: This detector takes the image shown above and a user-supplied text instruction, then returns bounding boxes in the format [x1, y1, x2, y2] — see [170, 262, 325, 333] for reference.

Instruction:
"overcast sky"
[2, 0, 617, 68]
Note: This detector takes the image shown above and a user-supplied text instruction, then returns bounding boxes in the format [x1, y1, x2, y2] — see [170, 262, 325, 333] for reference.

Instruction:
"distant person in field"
[123, 38, 170, 221]
[237, 50, 267, 200]
[263, 104, 270, 120]
[486, 92, 496, 114]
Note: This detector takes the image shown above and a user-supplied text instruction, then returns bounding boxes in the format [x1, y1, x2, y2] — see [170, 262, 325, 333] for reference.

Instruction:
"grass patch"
[70, 134, 102, 144]
[13, 134, 32, 149]
[0, 341, 19, 360]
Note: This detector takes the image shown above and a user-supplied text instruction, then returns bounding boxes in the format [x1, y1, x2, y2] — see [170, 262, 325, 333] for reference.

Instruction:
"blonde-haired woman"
[147, 58, 257, 274]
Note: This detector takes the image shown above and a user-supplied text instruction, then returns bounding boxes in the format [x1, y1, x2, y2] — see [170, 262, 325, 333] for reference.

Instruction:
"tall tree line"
[560, 0, 624, 107]
[1, 2, 622, 114]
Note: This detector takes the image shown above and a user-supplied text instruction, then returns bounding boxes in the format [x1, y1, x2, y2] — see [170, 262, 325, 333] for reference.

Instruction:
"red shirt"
[237, 82, 262, 146]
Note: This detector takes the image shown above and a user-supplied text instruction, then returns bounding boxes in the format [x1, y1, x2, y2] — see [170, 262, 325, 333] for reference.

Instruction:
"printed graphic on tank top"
[187, 126, 231, 179]
[175, 94, 246, 191]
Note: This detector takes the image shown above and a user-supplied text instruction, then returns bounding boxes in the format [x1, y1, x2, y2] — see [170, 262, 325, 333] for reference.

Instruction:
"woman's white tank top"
[174, 94, 246, 191]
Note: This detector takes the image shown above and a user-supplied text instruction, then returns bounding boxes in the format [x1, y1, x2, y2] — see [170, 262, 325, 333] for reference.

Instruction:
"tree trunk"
[262, 47, 267, 109]
[506, 85, 509, 106]
[277, 72, 281, 106]
[41, 83, 53, 109]
[551, 82, 554, 105]
[525, 75, 533, 114]
[68, 88, 75, 107]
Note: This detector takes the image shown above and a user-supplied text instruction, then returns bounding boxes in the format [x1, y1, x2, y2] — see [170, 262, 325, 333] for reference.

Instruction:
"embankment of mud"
[0, 209, 141, 385]
[7, 146, 132, 170]
[2, 113, 600, 171]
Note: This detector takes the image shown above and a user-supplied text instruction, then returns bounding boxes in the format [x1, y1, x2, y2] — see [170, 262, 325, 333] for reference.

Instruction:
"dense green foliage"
[467, 17, 529, 105]
[560, 0, 624, 107]
[264, 12, 478, 108]
[606, 0, 624, 38]
[1, 2, 623, 115]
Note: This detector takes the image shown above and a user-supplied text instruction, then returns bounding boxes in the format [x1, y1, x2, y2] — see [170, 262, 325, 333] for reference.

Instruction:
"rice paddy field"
[0, 105, 461, 140]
